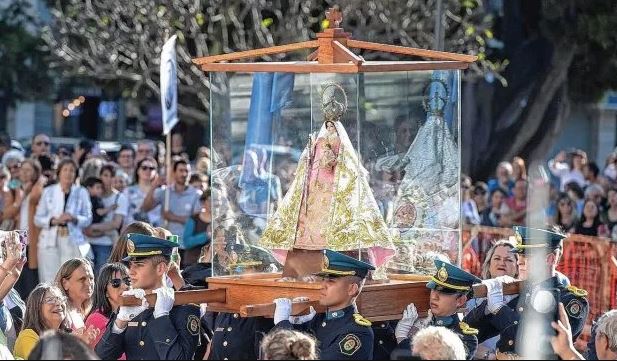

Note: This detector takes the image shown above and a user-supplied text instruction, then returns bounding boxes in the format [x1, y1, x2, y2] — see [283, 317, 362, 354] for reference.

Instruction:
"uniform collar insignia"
[326, 309, 345, 320]
[432, 314, 457, 327]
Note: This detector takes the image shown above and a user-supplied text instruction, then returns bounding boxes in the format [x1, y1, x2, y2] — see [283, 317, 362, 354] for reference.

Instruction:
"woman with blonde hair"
[480, 240, 518, 280]
[470, 240, 518, 359]
[54, 258, 95, 331]
[261, 329, 318, 360]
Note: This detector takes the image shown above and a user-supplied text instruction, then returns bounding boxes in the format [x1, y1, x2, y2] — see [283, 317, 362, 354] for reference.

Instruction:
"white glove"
[395, 303, 419, 343]
[153, 287, 175, 319]
[200, 303, 208, 318]
[288, 297, 316, 324]
[290, 307, 316, 324]
[413, 309, 432, 329]
[117, 289, 149, 322]
[483, 278, 505, 314]
[273, 298, 292, 325]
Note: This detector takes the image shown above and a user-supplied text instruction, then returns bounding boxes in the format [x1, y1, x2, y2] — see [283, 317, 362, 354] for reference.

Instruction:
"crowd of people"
[463, 148, 617, 241]
[0, 132, 615, 360]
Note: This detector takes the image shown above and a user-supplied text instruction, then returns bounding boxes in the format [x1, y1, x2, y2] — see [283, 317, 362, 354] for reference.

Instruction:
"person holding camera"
[1, 159, 46, 299]
[463, 226, 589, 359]
[549, 149, 587, 191]
[0, 231, 27, 350]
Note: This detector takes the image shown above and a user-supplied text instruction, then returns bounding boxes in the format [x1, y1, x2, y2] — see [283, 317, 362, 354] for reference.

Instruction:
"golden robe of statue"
[259, 119, 395, 269]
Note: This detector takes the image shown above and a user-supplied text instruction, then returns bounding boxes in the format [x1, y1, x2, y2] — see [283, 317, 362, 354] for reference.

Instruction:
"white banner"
[160, 35, 178, 135]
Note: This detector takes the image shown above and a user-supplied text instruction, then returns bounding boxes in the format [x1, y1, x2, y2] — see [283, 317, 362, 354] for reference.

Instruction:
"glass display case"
[173, 7, 478, 320]
[208, 69, 461, 278]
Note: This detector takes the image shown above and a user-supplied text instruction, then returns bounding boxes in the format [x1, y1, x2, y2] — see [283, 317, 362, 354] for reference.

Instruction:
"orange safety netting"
[610, 244, 617, 310]
[462, 226, 615, 346]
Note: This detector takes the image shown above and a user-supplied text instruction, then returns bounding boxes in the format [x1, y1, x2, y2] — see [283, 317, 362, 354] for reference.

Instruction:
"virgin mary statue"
[392, 70, 459, 230]
[259, 82, 395, 274]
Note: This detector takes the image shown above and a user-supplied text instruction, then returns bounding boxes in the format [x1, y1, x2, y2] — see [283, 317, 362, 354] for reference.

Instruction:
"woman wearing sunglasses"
[85, 262, 131, 351]
[124, 157, 162, 228]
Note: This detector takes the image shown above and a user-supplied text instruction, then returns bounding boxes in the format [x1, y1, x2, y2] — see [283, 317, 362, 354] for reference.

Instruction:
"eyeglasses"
[109, 277, 131, 288]
[35, 141, 50, 146]
[43, 296, 66, 305]
[140, 166, 157, 171]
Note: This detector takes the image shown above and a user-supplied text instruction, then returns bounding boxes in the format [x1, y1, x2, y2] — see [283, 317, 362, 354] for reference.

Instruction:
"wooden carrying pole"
[118, 280, 522, 317]
[120, 288, 226, 307]
[472, 280, 522, 298]
[240, 300, 321, 318]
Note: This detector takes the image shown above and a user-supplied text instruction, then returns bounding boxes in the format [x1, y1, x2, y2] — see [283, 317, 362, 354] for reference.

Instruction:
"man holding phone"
[464, 226, 589, 359]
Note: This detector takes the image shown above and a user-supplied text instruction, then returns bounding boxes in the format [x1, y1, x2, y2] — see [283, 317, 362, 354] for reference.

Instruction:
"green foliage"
[0, 0, 50, 103]
[43, 0, 500, 120]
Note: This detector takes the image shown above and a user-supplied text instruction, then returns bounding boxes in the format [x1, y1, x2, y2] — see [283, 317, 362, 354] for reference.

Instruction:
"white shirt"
[87, 190, 129, 246]
[548, 160, 585, 191]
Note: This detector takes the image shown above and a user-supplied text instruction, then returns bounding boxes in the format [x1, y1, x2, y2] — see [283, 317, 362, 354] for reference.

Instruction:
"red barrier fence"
[462, 225, 617, 345]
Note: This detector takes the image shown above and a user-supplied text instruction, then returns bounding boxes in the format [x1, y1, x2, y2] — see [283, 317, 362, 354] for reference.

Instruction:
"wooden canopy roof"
[193, 8, 477, 73]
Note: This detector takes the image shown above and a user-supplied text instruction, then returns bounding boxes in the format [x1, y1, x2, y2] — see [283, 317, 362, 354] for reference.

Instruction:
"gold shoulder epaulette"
[566, 285, 588, 297]
[459, 322, 479, 335]
[353, 313, 372, 327]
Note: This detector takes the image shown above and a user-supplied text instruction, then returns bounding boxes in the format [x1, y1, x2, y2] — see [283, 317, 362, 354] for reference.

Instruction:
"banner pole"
[164, 132, 172, 229]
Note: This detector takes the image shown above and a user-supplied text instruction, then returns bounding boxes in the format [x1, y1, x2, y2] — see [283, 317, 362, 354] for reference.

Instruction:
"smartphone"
[16, 230, 28, 259]
[0, 230, 27, 261]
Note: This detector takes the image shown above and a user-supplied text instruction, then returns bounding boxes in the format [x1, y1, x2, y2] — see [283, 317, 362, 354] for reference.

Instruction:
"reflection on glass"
[208, 71, 461, 278]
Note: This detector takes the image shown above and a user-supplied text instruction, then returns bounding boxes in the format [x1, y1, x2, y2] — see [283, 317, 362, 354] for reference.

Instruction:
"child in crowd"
[84, 177, 117, 224]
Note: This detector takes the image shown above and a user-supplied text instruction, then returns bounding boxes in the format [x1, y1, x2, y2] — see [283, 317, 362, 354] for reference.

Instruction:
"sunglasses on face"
[109, 277, 131, 288]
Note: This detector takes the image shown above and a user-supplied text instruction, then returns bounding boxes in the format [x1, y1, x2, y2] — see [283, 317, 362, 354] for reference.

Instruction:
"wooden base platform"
[205, 273, 432, 321]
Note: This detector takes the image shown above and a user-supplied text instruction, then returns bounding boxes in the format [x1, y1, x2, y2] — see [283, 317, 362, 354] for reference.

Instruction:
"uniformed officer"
[273, 249, 375, 360]
[393, 259, 481, 360]
[372, 321, 397, 360]
[206, 312, 273, 360]
[464, 226, 589, 359]
[96, 233, 201, 360]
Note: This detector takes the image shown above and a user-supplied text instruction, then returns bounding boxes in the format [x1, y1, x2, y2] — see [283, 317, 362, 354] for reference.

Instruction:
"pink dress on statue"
[260, 120, 396, 273]
[295, 135, 340, 249]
